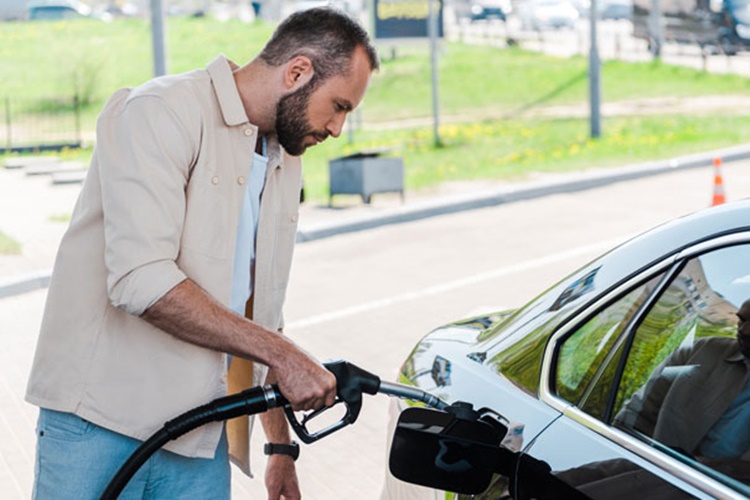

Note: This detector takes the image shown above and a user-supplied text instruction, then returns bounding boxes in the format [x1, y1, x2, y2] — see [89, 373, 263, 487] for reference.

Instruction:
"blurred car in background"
[27, 0, 111, 20]
[517, 0, 579, 29]
[597, 0, 632, 19]
[383, 199, 750, 498]
[454, 0, 512, 22]
[469, 0, 511, 21]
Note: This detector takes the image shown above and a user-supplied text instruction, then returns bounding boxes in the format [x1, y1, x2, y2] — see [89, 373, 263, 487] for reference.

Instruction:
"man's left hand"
[266, 454, 301, 500]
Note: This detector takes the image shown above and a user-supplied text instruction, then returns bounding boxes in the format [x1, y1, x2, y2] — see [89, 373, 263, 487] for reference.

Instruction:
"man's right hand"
[271, 345, 337, 411]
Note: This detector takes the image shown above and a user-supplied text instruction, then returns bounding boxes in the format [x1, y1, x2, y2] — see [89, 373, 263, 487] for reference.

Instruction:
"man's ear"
[284, 55, 314, 90]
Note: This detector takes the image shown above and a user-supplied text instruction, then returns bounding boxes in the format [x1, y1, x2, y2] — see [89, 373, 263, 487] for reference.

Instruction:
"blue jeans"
[33, 408, 230, 499]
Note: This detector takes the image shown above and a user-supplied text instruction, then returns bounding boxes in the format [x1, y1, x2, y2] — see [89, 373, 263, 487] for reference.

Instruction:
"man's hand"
[271, 345, 337, 411]
[266, 455, 301, 500]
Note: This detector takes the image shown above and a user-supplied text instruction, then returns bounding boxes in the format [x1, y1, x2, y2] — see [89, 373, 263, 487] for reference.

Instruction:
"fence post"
[4, 97, 10, 151]
[74, 94, 82, 147]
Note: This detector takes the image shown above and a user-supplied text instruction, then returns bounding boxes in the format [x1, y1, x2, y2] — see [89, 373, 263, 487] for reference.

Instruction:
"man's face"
[275, 46, 372, 156]
[736, 300, 750, 357]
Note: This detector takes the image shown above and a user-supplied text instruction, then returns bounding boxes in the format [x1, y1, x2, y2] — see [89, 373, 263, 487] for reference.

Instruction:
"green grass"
[0, 230, 21, 255]
[3, 17, 750, 202]
[299, 113, 750, 200]
[49, 213, 71, 223]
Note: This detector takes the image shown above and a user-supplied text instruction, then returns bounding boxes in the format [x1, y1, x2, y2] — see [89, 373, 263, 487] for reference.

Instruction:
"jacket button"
[291, 214, 298, 223]
[237, 176, 246, 185]
[244, 128, 254, 137]
[211, 176, 220, 185]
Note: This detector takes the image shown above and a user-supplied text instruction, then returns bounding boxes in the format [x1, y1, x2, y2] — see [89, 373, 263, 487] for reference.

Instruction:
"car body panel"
[523, 416, 711, 498]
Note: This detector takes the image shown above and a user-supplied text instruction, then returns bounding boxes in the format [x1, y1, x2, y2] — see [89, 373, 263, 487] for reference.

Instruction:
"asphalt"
[3, 141, 750, 298]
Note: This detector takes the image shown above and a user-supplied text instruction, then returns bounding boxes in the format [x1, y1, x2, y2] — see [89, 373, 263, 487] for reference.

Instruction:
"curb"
[296, 143, 750, 242]
[0, 269, 52, 299]
[4, 143, 750, 299]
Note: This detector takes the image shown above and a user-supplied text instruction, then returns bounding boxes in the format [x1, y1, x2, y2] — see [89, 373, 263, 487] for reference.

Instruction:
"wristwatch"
[263, 441, 300, 461]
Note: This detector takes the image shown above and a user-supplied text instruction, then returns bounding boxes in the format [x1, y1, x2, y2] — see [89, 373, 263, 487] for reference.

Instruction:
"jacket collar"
[207, 54, 250, 127]
[207, 55, 285, 169]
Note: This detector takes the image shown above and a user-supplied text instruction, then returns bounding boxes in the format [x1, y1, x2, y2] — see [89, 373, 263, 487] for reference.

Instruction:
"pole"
[648, 0, 662, 58]
[74, 95, 82, 147]
[428, 0, 441, 147]
[588, 0, 601, 139]
[5, 97, 10, 151]
[150, 0, 168, 77]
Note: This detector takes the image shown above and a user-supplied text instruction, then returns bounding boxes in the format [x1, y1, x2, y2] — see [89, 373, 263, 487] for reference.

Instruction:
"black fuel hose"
[102, 362, 445, 499]
[101, 384, 285, 500]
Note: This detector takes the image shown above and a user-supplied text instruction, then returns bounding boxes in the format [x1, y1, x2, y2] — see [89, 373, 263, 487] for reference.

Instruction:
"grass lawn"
[0, 230, 21, 255]
[3, 17, 750, 202]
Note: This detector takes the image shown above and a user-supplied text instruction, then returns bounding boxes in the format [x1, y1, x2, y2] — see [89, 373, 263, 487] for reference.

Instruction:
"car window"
[555, 274, 663, 419]
[613, 244, 750, 492]
[489, 262, 606, 395]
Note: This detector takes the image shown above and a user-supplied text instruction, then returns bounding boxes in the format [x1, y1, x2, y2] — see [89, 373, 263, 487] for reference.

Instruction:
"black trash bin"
[328, 151, 404, 206]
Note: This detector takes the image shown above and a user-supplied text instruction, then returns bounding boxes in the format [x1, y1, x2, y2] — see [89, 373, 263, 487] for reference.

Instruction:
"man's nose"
[326, 114, 346, 138]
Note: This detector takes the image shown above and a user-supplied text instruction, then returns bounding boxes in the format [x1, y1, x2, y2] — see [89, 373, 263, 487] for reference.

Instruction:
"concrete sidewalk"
[3, 141, 750, 298]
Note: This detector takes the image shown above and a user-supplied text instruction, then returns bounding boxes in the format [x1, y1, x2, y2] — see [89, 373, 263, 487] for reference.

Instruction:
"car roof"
[593, 198, 750, 289]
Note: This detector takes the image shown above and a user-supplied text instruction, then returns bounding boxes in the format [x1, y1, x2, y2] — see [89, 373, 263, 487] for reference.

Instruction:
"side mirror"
[388, 402, 511, 495]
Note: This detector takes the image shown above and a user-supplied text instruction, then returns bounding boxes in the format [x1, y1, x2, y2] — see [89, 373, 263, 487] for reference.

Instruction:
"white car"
[517, 0, 579, 30]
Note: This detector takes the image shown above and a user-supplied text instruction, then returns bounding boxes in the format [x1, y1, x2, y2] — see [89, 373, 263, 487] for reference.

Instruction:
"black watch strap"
[263, 441, 300, 461]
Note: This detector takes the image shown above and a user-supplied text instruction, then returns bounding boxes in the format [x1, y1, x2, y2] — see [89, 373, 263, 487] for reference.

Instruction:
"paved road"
[2, 160, 749, 498]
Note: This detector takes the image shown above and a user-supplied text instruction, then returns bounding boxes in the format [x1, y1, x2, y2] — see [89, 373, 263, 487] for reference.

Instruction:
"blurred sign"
[373, 0, 444, 39]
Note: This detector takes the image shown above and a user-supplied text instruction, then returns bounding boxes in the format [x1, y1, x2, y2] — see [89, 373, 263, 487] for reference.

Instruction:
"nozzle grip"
[284, 360, 381, 443]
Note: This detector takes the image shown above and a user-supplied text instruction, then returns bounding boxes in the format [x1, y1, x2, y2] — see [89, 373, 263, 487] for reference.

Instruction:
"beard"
[275, 79, 327, 156]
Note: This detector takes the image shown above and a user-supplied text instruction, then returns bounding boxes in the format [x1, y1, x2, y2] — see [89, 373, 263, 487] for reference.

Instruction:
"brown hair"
[259, 7, 380, 82]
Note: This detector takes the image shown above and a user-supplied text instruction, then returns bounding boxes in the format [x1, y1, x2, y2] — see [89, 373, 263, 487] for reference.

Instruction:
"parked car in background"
[454, 0, 512, 22]
[469, 0, 511, 21]
[517, 0, 579, 29]
[27, 0, 110, 20]
[597, 0, 632, 19]
[383, 199, 750, 498]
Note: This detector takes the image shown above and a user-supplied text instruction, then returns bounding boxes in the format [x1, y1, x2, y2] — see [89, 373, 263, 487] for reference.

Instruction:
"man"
[25, 8, 379, 499]
[615, 299, 750, 461]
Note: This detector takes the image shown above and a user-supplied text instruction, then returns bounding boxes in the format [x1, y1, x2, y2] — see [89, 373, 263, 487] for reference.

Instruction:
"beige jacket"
[25, 55, 302, 474]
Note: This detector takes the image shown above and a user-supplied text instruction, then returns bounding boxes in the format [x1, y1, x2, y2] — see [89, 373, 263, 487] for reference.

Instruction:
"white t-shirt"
[230, 146, 268, 315]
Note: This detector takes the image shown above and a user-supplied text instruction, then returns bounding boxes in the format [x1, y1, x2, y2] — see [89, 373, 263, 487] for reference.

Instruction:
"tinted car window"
[614, 244, 750, 492]
[555, 274, 663, 419]
[489, 263, 607, 395]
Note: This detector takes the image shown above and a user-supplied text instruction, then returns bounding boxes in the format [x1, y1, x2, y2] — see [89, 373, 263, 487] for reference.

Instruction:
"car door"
[514, 235, 750, 499]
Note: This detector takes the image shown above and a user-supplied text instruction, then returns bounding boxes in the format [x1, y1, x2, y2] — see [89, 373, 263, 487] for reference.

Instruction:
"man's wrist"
[264, 441, 300, 461]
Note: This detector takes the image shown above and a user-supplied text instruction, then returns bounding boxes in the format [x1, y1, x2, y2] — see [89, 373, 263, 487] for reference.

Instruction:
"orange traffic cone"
[711, 157, 726, 206]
